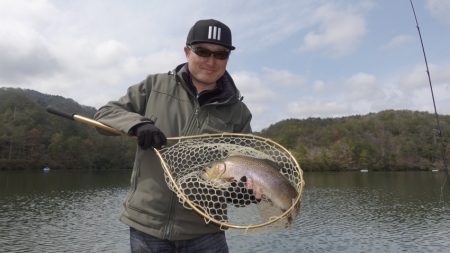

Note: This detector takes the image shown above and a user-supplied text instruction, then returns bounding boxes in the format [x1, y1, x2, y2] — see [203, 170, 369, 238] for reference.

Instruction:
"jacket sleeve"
[238, 103, 253, 134]
[240, 114, 252, 133]
[94, 78, 154, 135]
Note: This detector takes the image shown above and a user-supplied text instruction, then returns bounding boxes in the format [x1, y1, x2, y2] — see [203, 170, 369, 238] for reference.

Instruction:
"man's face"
[184, 43, 230, 89]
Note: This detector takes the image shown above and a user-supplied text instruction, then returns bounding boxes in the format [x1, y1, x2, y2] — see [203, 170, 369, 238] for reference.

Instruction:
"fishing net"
[155, 133, 305, 231]
[44, 109, 304, 231]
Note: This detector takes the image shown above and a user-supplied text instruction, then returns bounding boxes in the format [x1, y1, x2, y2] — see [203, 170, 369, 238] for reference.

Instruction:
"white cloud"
[283, 64, 449, 122]
[1, 0, 450, 132]
[397, 63, 450, 112]
[232, 70, 281, 130]
[288, 98, 349, 118]
[0, 0, 58, 25]
[262, 68, 307, 87]
[298, 3, 368, 58]
[0, 1, 60, 82]
[345, 72, 384, 100]
[28, 49, 184, 107]
[432, 63, 450, 85]
[232, 71, 276, 113]
[313, 80, 326, 92]
[0, 0, 186, 108]
[383, 34, 415, 49]
[92, 40, 130, 67]
[227, 1, 312, 51]
[284, 73, 382, 119]
[0, 24, 59, 82]
[399, 64, 432, 90]
[372, 63, 450, 115]
[426, 0, 450, 24]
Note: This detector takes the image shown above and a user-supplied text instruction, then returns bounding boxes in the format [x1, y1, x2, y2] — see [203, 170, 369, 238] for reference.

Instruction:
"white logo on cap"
[208, 26, 222, 41]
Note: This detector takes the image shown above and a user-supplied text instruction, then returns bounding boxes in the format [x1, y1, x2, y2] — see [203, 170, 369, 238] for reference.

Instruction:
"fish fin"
[261, 158, 282, 170]
[282, 208, 292, 228]
[285, 198, 301, 228]
[223, 177, 235, 182]
[257, 199, 277, 218]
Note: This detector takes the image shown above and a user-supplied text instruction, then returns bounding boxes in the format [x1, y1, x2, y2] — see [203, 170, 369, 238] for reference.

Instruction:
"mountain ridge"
[1, 87, 449, 171]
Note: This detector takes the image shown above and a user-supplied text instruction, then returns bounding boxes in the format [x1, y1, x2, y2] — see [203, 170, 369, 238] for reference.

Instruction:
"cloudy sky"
[1, 0, 450, 131]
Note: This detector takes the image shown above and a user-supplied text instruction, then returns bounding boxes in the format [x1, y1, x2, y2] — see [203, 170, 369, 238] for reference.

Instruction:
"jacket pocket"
[124, 156, 140, 206]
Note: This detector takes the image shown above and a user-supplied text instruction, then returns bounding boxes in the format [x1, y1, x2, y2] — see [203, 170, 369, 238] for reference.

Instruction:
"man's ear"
[184, 47, 190, 58]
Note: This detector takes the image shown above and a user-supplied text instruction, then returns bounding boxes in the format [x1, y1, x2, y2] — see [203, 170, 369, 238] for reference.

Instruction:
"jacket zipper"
[194, 94, 202, 129]
[184, 102, 201, 135]
[185, 98, 236, 135]
[194, 106, 200, 129]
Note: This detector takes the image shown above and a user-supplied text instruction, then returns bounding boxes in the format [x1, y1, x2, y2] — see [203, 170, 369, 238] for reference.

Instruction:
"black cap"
[186, 19, 235, 50]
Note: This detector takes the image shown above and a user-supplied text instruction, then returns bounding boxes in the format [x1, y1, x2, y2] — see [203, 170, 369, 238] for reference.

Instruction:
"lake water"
[1, 170, 450, 253]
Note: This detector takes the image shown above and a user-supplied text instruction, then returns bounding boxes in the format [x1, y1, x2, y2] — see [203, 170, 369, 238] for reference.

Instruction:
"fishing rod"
[46, 106, 124, 135]
[409, 0, 450, 190]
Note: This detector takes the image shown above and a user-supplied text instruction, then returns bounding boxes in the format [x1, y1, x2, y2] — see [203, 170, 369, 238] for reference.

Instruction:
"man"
[94, 19, 253, 252]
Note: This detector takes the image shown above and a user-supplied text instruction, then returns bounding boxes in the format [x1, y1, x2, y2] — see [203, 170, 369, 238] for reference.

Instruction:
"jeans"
[130, 227, 229, 253]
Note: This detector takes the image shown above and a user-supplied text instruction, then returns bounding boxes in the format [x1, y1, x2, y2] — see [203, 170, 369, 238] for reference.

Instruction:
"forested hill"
[259, 111, 450, 171]
[1, 87, 97, 117]
[0, 87, 135, 170]
[1, 87, 449, 171]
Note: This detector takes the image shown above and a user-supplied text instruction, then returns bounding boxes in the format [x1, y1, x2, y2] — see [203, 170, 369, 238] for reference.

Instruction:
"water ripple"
[0, 187, 130, 253]
[2, 171, 450, 252]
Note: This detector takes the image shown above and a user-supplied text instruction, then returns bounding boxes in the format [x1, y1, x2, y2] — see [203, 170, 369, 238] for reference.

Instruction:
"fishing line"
[409, 0, 450, 197]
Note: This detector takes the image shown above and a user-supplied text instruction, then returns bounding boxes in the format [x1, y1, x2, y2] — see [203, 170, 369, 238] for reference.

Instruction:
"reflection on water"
[229, 172, 450, 253]
[0, 170, 130, 253]
[1, 171, 450, 252]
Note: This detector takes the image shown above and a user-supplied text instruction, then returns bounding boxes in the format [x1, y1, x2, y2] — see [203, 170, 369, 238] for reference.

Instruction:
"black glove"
[133, 123, 167, 149]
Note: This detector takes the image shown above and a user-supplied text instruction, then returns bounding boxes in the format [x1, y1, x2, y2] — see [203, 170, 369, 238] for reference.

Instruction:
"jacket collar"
[173, 63, 242, 106]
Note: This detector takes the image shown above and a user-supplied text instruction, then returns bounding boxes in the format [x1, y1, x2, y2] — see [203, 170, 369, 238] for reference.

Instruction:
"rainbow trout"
[201, 155, 299, 215]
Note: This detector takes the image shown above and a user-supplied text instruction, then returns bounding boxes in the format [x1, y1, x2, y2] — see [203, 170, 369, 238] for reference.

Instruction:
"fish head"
[201, 161, 227, 181]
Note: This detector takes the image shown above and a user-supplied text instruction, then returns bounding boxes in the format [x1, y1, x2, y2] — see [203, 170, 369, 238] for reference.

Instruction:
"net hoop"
[44, 110, 304, 230]
[155, 132, 305, 230]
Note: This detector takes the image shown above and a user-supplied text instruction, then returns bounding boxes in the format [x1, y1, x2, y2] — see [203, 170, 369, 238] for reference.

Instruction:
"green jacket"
[94, 63, 252, 240]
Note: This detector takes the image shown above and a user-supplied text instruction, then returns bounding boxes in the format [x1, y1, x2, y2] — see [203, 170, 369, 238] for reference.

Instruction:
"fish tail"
[285, 198, 301, 228]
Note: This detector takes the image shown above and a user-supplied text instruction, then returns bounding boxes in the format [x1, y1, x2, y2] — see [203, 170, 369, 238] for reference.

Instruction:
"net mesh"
[156, 133, 305, 230]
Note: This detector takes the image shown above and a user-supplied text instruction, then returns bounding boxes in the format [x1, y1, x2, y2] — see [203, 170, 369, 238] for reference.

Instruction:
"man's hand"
[132, 123, 167, 149]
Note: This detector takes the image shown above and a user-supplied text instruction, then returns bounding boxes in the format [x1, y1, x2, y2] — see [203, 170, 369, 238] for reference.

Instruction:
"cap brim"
[189, 41, 235, 50]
